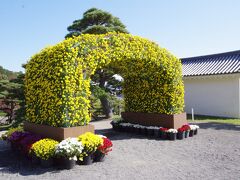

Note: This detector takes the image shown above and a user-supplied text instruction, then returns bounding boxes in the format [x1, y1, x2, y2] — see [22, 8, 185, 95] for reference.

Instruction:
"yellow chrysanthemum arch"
[25, 33, 184, 127]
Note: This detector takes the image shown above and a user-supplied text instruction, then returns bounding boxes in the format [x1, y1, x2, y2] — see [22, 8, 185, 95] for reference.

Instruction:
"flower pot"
[41, 158, 53, 168]
[125, 126, 130, 133]
[128, 126, 134, 133]
[122, 126, 127, 132]
[94, 150, 106, 162]
[31, 154, 40, 165]
[77, 154, 94, 165]
[10, 142, 19, 153]
[147, 128, 154, 137]
[168, 133, 177, 141]
[132, 126, 139, 134]
[140, 127, 146, 135]
[56, 157, 76, 169]
[194, 129, 198, 135]
[185, 131, 190, 138]
[131, 126, 136, 133]
[112, 124, 118, 131]
[160, 131, 167, 140]
[118, 125, 124, 132]
[136, 127, 142, 134]
[177, 131, 185, 140]
[154, 129, 160, 138]
[189, 130, 194, 137]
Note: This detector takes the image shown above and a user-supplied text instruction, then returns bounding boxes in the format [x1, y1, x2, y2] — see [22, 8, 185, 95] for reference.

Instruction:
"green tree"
[66, 8, 127, 118]
[0, 65, 21, 80]
[0, 74, 25, 123]
[65, 8, 128, 38]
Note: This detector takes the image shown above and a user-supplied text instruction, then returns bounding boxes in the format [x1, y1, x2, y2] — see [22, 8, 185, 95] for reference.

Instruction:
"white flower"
[120, 123, 132, 127]
[73, 156, 77, 161]
[167, 129, 178, 133]
[148, 126, 159, 130]
[189, 125, 200, 130]
[55, 137, 84, 160]
[97, 134, 106, 138]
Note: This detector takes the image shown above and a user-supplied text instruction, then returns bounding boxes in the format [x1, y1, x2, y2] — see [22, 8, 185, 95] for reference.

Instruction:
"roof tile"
[181, 50, 240, 76]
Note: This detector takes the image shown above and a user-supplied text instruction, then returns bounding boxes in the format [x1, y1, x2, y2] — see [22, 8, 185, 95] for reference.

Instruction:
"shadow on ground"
[95, 128, 167, 141]
[192, 122, 240, 131]
[0, 141, 61, 176]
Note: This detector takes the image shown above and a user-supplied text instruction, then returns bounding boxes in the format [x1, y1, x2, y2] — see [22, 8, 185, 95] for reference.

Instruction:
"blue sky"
[1, 0, 240, 72]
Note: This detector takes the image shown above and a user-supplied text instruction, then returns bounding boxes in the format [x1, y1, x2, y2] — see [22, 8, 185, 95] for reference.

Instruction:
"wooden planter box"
[23, 121, 95, 141]
[121, 112, 187, 129]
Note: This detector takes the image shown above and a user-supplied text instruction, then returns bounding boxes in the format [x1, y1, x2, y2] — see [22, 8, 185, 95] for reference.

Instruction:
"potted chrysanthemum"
[177, 127, 185, 140]
[182, 125, 191, 138]
[94, 135, 113, 162]
[166, 129, 178, 141]
[146, 126, 157, 137]
[159, 127, 168, 139]
[153, 126, 161, 138]
[189, 125, 200, 136]
[77, 132, 103, 165]
[55, 137, 84, 169]
[30, 138, 59, 168]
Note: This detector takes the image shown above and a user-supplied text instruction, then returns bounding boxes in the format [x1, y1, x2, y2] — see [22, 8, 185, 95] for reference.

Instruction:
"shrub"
[1, 126, 24, 140]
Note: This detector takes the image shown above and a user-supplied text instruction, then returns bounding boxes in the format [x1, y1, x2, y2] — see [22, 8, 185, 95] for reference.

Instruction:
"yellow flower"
[25, 33, 184, 127]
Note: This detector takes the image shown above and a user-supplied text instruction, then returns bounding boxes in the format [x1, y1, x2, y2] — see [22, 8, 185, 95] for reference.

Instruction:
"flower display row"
[3, 129, 113, 169]
[111, 121, 199, 141]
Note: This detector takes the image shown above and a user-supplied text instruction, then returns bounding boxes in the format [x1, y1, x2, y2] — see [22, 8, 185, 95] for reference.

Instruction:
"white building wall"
[183, 74, 240, 118]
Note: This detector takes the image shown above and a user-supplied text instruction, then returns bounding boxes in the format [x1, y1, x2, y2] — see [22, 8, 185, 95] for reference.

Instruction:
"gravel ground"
[0, 120, 239, 180]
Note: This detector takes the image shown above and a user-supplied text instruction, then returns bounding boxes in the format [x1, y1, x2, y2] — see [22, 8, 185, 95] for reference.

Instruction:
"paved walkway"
[0, 121, 239, 180]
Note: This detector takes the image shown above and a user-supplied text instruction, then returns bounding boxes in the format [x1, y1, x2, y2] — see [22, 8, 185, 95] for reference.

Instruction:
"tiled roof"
[181, 50, 240, 76]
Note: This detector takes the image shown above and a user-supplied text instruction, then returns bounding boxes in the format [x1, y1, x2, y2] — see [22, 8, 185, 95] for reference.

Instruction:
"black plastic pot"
[31, 154, 40, 165]
[136, 127, 142, 134]
[118, 124, 124, 132]
[154, 129, 160, 138]
[160, 131, 167, 140]
[128, 126, 135, 133]
[168, 133, 177, 141]
[41, 158, 53, 168]
[189, 130, 194, 137]
[147, 128, 155, 137]
[93, 150, 106, 162]
[10, 142, 19, 153]
[177, 131, 185, 140]
[55, 157, 76, 169]
[77, 154, 94, 165]
[185, 131, 190, 138]
[194, 129, 198, 135]
[112, 123, 119, 131]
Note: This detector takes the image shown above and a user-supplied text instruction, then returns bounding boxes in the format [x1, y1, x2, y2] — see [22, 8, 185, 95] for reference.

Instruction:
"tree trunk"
[100, 96, 113, 119]
[98, 70, 113, 119]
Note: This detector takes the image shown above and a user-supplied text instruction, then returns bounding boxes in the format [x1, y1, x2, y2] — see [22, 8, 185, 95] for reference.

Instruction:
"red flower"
[177, 127, 185, 132]
[98, 137, 113, 154]
[182, 125, 190, 131]
[160, 127, 168, 132]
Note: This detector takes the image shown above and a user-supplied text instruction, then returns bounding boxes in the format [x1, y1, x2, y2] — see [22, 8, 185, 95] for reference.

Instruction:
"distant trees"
[0, 66, 21, 80]
[0, 66, 24, 124]
[0, 74, 24, 123]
